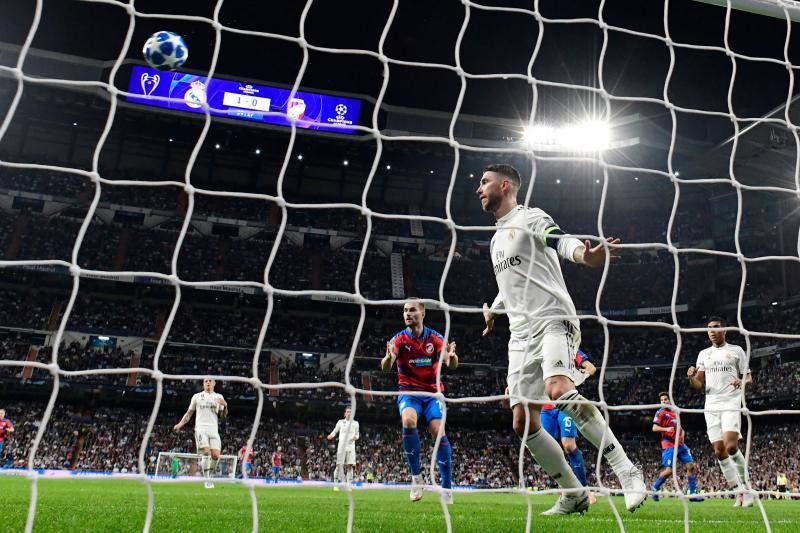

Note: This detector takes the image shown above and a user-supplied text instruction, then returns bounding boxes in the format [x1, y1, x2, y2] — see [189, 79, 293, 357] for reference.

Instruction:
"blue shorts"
[397, 394, 443, 422]
[541, 409, 578, 441]
[661, 444, 693, 468]
[272, 466, 281, 476]
[0, 442, 4, 454]
[244, 462, 252, 474]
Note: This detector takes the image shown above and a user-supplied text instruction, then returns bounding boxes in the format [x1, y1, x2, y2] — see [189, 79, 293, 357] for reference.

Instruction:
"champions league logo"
[184, 80, 207, 109]
[327, 102, 354, 126]
[140, 73, 160, 96]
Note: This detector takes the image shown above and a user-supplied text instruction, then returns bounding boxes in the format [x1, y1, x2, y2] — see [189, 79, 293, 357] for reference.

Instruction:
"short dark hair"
[707, 316, 726, 326]
[405, 297, 425, 311]
[484, 164, 522, 189]
[658, 391, 669, 400]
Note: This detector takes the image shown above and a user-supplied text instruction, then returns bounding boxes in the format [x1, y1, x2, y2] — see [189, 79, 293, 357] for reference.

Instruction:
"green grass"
[0, 477, 798, 532]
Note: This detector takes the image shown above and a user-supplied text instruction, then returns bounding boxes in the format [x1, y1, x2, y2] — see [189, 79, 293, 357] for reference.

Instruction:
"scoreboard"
[126, 65, 361, 134]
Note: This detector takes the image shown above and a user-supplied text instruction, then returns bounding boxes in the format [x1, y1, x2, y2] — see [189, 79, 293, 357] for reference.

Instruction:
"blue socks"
[437, 436, 453, 489]
[402, 428, 421, 476]
[403, 428, 452, 489]
[653, 475, 666, 491]
[688, 475, 697, 494]
[566, 448, 588, 486]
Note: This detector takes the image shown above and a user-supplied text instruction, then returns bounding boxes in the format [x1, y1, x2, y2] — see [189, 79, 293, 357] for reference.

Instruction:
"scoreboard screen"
[126, 65, 362, 134]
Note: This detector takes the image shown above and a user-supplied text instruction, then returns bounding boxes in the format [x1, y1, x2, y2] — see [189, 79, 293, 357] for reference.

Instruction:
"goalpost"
[154, 452, 238, 480]
[0, 0, 799, 533]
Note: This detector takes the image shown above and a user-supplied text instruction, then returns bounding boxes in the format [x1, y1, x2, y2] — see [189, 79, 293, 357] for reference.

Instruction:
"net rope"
[0, 0, 798, 532]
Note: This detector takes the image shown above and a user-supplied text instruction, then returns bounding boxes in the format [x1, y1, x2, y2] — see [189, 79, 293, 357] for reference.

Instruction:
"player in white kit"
[476, 164, 646, 515]
[687, 316, 754, 507]
[327, 407, 360, 490]
[174, 378, 228, 489]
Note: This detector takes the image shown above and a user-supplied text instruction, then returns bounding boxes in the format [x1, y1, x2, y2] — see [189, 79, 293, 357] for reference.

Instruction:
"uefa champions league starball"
[142, 31, 188, 71]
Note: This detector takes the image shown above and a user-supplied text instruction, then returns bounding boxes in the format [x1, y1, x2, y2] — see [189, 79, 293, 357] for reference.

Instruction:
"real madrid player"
[174, 378, 228, 489]
[327, 406, 360, 490]
[477, 164, 646, 515]
[381, 298, 458, 504]
[687, 316, 754, 507]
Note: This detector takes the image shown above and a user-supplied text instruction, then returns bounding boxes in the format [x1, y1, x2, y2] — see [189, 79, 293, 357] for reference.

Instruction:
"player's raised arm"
[573, 237, 622, 267]
[686, 366, 705, 390]
[444, 341, 458, 369]
[381, 341, 398, 372]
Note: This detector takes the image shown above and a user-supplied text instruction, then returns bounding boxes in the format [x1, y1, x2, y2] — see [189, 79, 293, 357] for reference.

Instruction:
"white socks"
[525, 428, 582, 489]
[730, 450, 749, 487]
[334, 465, 345, 483]
[200, 455, 211, 478]
[556, 391, 634, 477]
[718, 456, 743, 489]
[346, 468, 353, 484]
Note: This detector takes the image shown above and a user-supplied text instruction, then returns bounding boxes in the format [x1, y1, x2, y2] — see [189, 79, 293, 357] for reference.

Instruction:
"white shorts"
[195, 427, 222, 451]
[507, 321, 581, 409]
[336, 449, 356, 465]
[704, 404, 742, 443]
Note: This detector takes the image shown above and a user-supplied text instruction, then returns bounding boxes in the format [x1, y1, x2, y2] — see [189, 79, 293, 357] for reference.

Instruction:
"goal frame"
[155, 452, 238, 479]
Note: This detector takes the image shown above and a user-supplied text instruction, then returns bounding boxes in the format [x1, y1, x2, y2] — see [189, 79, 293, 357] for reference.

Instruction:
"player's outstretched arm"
[381, 342, 397, 372]
[687, 366, 704, 390]
[173, 409, 193, 431]
[573, 237, 621, 267]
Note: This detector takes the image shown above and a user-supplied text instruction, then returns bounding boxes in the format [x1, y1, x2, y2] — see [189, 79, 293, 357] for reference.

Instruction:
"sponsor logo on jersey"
[409, 356, 433, 366]
[493, 249, 522, 276]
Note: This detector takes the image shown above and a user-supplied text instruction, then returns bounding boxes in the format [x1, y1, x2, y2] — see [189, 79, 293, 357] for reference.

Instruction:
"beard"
[481, 193, 501, 213]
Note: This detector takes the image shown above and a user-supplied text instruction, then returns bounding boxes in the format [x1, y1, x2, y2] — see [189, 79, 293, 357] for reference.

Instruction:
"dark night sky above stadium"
[1, 0, 798, 126]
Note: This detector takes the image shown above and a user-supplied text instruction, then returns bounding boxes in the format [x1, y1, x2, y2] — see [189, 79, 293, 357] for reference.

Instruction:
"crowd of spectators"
[2, 399, 797, 493]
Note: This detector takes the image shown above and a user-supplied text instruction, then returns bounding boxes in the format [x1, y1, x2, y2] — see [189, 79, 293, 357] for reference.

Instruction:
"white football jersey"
[189, 391, 224, 430]
[490, 206, 579, 340]
[331, 419, 359, 451]
[695, 343, 749, 405]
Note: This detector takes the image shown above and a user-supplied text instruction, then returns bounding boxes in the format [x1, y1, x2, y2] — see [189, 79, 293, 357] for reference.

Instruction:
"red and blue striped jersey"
[389, 326, 445, 393]
[653, 407, 683, 449]
[239, 446, 253, 464]
[542, 349, 590, 411]
[0, 418, 12, 442]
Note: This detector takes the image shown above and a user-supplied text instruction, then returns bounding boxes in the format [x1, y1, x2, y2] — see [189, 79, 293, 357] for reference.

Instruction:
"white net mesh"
[0, 0, 799, 532]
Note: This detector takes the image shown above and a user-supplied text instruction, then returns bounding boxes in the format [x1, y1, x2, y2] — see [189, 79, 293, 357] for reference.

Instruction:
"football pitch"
[0, 478, 797, 533]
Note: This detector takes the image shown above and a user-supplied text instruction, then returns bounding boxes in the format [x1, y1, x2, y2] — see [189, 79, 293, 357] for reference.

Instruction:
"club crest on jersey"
[507, 229, 515, 240]
[425, 343, 434, 354]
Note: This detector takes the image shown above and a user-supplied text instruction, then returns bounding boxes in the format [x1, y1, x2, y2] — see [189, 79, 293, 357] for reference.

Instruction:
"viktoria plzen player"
[541, 349, 598, 505]
[477, 164, 646, 515]
[688, 316, 755, 507]
[381, 299, 458, 504]
[651, 392, 703, 502]
[173, 378, 228, 489]
[0, 408, 14, 457]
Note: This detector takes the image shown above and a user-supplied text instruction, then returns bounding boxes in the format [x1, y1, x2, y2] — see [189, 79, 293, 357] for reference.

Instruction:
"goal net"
[154, 452, 237, 480]
[0, 0, 799, 532]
